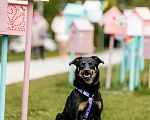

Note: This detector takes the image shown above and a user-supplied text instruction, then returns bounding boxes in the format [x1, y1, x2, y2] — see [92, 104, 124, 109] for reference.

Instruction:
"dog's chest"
[78, 99, 102, 114]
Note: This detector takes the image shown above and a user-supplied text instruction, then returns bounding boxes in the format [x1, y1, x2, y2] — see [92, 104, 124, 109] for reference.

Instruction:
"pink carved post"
[149, 63, 150, 89]
[21, 1, 33, 120]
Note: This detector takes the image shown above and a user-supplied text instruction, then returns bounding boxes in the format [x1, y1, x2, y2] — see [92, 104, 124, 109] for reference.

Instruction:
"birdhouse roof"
[134, 7, 150, 20]
[84, 1, 101, 11]
[71, 19, 94, 31]
[104, 6, 122, 18]
[8, 0, 28, 5]
[123, 9, 133, 18]
[63, 3, 85, 16]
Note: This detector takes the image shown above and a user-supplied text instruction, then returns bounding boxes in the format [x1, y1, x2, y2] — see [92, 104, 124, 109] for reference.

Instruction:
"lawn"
[0, 50, 59, 62]
[5, 62, 150, 120]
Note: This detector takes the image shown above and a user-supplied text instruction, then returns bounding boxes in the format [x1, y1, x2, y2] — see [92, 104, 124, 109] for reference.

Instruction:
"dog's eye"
[80, 62, 85, 67]
[89, 62, 94, 66]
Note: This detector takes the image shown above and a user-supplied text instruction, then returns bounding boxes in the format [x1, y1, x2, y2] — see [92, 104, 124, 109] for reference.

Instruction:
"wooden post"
[120, 43, 126, 84]
[21, 1, 33, 120]
[114, 41, 121, 86]
[149, 63, 150, 89]
[106, 35, 114, 89]
[100, 25, 104, 51]
[69, 51, 75, 84]
[0, 0, 7, 31]
[0, 35, 8, 120]
[135, 55, 140, 87]
[129, 36, 136, 91]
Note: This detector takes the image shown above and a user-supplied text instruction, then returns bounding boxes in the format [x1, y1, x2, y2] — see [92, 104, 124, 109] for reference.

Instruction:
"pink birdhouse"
[68, 19, 94, 54]
[134, 7, 150, 36]
[0, 0, 28, 36]
[133, 7, 150, 59]
[104, 6, 127, 38]
[126, 7, 150, 36]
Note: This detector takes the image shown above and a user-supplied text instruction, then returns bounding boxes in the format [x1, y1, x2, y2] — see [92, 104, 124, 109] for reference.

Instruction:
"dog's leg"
[55, 113, 65, 120]
[94, 116, 101, 120]
[75, 110, 85, 120]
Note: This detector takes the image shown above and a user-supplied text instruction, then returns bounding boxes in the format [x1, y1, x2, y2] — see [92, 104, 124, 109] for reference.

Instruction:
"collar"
[76, 88, 95, 119]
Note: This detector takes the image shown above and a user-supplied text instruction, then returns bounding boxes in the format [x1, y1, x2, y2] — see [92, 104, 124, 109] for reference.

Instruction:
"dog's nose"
[84, 69, 90, 74]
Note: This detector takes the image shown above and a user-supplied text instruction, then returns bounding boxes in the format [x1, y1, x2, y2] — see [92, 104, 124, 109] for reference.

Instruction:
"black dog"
[56, 56, 104, 120]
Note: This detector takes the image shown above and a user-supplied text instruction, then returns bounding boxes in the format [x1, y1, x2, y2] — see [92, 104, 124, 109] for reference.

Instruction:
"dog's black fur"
[56, 56, 104, 120]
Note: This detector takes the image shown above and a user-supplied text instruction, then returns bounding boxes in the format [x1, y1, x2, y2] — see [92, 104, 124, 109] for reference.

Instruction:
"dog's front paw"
[55, 113, 65, 120]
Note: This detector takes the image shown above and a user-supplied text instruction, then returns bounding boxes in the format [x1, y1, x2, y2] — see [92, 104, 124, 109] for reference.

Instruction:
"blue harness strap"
[76, 88, 95, 119]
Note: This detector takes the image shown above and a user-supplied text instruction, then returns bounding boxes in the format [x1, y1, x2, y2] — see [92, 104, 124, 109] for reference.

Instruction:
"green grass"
[3, 49, 105, 62]
[5, 62, 150, 120]
[0, 50, 59, 62]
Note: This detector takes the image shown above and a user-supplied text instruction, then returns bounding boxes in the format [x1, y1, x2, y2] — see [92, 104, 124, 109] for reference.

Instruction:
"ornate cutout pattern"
[0, 3, 27, 36]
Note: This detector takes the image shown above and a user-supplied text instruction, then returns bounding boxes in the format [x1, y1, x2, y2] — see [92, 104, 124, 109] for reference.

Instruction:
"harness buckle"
[89, 98, 93, 105]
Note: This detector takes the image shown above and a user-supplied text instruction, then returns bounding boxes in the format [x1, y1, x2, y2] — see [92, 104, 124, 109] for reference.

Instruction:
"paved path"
[1, 49, 123, 85]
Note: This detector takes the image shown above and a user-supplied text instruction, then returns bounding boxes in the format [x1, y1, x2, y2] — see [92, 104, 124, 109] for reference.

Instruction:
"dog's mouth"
[83, 74, 90, 78]
[82, 71, 93, 80]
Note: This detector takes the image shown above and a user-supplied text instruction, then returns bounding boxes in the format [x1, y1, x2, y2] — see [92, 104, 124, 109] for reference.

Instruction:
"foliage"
[128, 0, 150, 8]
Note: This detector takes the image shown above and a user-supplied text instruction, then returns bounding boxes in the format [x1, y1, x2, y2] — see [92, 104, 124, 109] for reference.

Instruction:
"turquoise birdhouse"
[63, 3, 87, 35]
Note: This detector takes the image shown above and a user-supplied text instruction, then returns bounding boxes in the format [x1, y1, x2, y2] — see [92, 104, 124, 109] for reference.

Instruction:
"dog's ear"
[69, 57, 82, 66]
[91, 56, 104, 65]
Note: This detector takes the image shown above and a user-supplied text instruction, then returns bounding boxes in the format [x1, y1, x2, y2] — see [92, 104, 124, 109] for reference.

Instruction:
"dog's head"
[69, 56, 104, 84]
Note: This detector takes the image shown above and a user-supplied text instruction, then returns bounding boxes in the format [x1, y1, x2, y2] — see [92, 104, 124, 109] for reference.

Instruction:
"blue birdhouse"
[63, 3, 87, 35]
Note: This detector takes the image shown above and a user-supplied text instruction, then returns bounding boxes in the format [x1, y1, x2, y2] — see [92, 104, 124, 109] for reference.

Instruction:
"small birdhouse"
[133, 7, 150, 59]
[0, 0, 7, 32]
[68, 19, 94, 54]
[104, 6, 127, 38]
[126, 7, 150, 36]
[84, 1, 102, 23]
[63, 3, 87, 35]
[143, 37, 150, 59]
[134, 7, 150, 36]
[0, 0, 28, 36]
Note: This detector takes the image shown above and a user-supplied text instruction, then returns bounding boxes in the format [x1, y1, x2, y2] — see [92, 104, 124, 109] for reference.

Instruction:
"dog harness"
[76, 88, 95, 119]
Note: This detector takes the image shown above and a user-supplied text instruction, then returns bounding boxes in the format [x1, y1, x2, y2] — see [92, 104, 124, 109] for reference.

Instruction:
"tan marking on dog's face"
[79, 69, 97, 84]
[87, 69, 96, 84]
[78, 67, 80, 72]
[93, 100, 102, 109]
[78, 101, 88, 111]
[91, 69, 96, 78]
[79, 70, 83, 77]
[79, 69, 93, 84]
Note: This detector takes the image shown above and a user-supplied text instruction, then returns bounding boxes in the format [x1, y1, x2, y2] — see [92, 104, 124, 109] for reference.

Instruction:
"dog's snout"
[84, 69, 90, 74]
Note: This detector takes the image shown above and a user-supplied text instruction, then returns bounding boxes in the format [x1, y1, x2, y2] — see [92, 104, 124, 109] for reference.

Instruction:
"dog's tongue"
[84, 74, 90, 77]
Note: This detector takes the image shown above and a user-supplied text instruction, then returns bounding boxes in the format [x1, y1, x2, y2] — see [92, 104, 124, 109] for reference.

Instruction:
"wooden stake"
[149, 62, 150, 89]
[106, 35, 114, 89]
[0, 35, 8, 120]
[21, 1, 33, 120]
